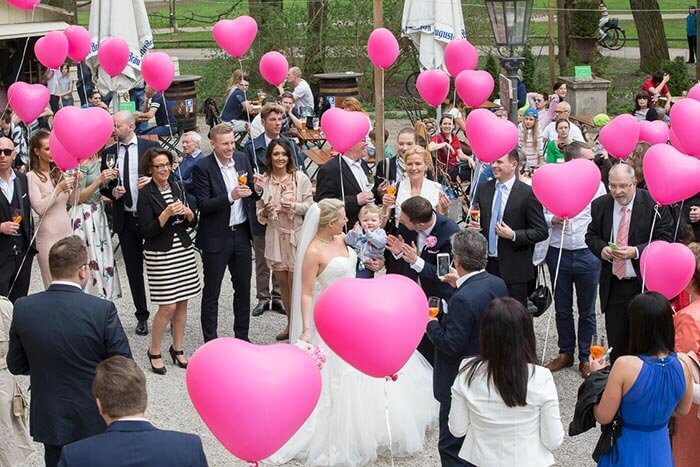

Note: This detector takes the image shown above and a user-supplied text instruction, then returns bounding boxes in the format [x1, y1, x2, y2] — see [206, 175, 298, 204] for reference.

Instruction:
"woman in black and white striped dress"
[138, 148, 201, 375]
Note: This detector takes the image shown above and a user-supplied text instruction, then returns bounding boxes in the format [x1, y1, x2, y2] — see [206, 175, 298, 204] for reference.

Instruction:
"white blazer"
[449, 360, 564, 467]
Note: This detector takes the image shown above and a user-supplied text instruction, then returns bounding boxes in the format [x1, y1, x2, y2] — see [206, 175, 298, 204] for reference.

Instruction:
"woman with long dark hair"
[449, 297, 564, 466]
[633, 90, 660, 121]
[592, 292, 694, 466]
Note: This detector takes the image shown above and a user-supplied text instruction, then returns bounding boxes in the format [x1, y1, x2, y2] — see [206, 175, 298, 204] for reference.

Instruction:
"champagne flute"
[237, 170, 248, 186]
[590, 333, 606, 361]
[105, 153, 116, 169]
[11, 207, 22, 236]
[428, 296, 440, 318]
[385, 183, 397, 197]
[470, 202, 481, 224]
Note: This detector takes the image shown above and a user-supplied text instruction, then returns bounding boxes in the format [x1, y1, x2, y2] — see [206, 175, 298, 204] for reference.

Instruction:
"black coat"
[570, 367, 610, 436]
[137, 178, 198, 251]
[0, 170, 32, 259]
[314, 155, 371, 229]
[7, 284, 132, 445]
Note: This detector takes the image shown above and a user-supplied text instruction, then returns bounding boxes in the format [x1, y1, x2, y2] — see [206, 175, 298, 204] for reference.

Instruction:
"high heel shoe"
[147, 351, 167, 375]
[169, 345, 188, 369]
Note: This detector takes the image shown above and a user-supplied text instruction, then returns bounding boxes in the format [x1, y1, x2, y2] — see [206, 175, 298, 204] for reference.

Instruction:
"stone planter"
[573, 36, 598, 64]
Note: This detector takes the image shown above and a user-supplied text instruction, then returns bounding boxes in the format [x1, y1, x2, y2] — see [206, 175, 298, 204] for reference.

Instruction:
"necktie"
[488, 183, 504, 256]
[122, 143, 133, 209]
[613, 206, 629, 280]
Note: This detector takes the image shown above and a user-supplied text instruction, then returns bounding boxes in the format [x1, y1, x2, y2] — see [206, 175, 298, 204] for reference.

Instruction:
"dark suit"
[474, 177, 548, 306]
[585, 188, 673, 361]
[427, 271, 508, 467]
[58, 420, 208, 467]
[101, 138, 160, 323]
[7, 284, 131, 466]
[314, 155, 372, 229]
[137, 178, 197, 251]
[192, 152, 259, 341]
[0, 170, 34, 301]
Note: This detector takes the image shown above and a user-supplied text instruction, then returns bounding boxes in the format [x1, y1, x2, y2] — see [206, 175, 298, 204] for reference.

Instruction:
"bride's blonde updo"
[317, 199, 345, 228]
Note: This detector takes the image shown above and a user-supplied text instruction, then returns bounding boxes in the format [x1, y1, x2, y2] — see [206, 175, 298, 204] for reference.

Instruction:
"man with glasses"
[527, 91, 551, 131]
[585, 163, 673, 363]
[541, 102, 585, 143]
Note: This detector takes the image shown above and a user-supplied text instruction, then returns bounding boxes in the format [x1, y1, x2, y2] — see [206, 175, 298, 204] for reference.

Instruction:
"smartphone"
[608, 242, 618, 250]
[437, 253, 450, 279]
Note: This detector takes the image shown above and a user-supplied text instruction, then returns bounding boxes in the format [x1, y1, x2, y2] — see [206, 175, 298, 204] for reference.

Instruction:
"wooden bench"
[302, 148, 335, 179]
[570, 115, 599, 142]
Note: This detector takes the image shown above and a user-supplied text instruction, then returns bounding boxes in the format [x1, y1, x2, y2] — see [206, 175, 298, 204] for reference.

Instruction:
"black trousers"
[117, 214, 149, 322]
[438, 400, 473, 467]
[0, 248, 33, 302]
[688, 35, 697, 63]
[486, 257, 529, 308]
[49, 95, 60, 114]
[44, 443, 63, 467]
[201, 228, 253, 342]
[603, 277, 641, 363]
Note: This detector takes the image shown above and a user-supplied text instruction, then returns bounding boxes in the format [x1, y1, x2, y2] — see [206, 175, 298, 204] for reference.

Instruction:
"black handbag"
[529, 264, 552, 317]
[592, 413, 622, 463]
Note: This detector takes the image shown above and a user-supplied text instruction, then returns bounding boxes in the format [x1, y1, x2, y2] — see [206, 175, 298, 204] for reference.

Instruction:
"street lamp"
[484, 0, 534, 123]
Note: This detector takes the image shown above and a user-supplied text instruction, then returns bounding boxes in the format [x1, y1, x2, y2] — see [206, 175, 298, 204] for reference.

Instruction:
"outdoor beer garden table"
[302, 148, 335, 179]
[298, 128, 327, 150]
[570, 114, 599, 142]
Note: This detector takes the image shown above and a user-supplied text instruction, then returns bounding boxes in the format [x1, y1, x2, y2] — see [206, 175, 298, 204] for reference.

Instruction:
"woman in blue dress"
[590, 292, 694, 466]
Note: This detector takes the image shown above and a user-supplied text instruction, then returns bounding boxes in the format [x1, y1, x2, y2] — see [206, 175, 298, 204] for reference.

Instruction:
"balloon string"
[237, 57, 259, 174]
[641, 204, 660, 293]
[384, 379, 395, 467]
[2, 8, 35, 118]
[541, 218, 567, 365]
[673, 200, 684, 242]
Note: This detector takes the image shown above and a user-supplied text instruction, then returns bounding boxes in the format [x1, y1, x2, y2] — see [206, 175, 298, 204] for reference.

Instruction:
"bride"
[269, 198, 437, 466]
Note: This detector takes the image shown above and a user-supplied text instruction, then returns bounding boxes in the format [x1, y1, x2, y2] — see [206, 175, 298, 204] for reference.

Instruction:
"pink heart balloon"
[98, 37, 130, 78]
[258, 51, 289, 86]
[598, 114, 640, 159]
[212, 16, 258, 59]
[5, 0, 40, 10]
[443, 39, 478, 77]
[641, 241, 696, 300]
[53, 107, 114, 160]
[465, 108, 519, 163]
[141, 52, 174, 92]
[416, 69, 450, 107]
[49, 131, 79, 172]
[186, 338, 321, 463]
[669, 127, 691, 156]
[642, 143, 700, 206]
[532, 159, 602, 219]
[638, 120, 669, 145]
[34, 31, 69, 69]
[63, 25, 91, 62]
[687, 83, 700, 101]
[455, 70, 494, 108]
[7, 82, 49, 124]
[670, 97, 700, 157]
[366, 28, 399, 70]
[314, 275, 427, 378]
[320, 107, 370, 153]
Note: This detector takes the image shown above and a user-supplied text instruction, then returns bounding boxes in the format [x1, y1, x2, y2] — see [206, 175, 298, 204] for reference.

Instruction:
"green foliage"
[661, 57, 695, 96]
[521, 46, 549, 94]
[570, 0, 600, 37]
[484, 55, 501, 101]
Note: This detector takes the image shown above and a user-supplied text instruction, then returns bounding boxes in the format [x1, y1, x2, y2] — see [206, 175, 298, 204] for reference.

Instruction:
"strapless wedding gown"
[269, 247, 437, 466]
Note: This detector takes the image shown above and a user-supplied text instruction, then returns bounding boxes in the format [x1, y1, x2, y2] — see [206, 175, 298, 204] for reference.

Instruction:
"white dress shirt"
[488, 176, 517, 258]
[117, 135, 139, 212]
[541, 120, 585, 143]
[0, 170, 16, 203]
[215, 154, 247, 226]
[546, 181, 607, 250]
[449, 360, 564, 467]
[455, 269, 486, 288]
[410, 214, 437, 274]
[341, 155, 371, 192]
[50, 280, 83, 290]
[611, 194, 637, 278]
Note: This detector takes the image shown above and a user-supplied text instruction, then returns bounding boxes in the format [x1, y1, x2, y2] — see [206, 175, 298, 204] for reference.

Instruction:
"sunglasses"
[0, 148, 14, 156]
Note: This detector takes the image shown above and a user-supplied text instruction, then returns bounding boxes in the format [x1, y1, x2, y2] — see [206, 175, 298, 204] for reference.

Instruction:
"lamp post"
[484, 0, 534, 124]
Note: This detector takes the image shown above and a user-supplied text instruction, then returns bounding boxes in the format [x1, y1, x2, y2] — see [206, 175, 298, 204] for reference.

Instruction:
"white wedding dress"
[268, 205, 437, 466]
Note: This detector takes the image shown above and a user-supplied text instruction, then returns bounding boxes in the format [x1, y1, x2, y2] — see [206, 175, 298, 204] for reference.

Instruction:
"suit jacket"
[394, 213, 461, 301]
[314, 155, 371, 229]
[0, 170, 32, 260]
[426, 271, 508, 403]
[585, 188, 674, 312]
[191, 152, 259, 253]
[137, 178, 198, 251]
[475, 178, 548, 284]
[58, 420, 208, 467]
[6, 284, 132, 445]
[100, 138, 161, 234]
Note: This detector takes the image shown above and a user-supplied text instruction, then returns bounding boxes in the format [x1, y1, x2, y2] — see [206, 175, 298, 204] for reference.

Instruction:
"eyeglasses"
[608, 183, 634, 190]
[554, 110, 569, 114]
[152, 163, 172, 170]
[534, 98, 544, 103]
[0, 148, 14, 156]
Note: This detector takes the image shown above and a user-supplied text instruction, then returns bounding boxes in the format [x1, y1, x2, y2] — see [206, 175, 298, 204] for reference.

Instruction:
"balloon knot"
[248, 462, 259, 467]
[385, 374, 398, 382]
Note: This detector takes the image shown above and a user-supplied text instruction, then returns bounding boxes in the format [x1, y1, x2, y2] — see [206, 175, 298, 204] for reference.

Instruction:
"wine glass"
[385, 183, 397, 197]
[10, 207, 22, 236]
[428, 296, 440, 318]
[590, 333, 606, 361]
[237, 170, 248, 186]
[470, 203, 481, 224]
[105, 153, 116, 169]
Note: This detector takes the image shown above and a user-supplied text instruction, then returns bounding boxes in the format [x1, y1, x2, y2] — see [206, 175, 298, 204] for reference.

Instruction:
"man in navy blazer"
[426, 229, 508, 467]
[59, 356, 207, 467]
[7, 236, 131, 467]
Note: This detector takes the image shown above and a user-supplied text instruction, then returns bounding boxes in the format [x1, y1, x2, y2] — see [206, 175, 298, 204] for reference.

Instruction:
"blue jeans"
[130, 88, 148, 134]
[545, 247, 600, 363]
[142, 125, 174, 137]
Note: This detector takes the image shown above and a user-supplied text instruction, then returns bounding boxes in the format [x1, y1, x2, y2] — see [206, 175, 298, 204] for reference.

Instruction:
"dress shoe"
[545, 353, 574, 372]
[147, 351, 167, 375]
[169, 345, 188, 369]
[579, 362, 591, 379]
[135, 321, 149, 336]
[275, 330, 290, 341]
[271, 298, 286, 315]
[252, 302, 269, 317]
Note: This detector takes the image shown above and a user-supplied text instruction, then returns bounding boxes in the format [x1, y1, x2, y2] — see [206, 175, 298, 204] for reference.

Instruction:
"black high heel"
[147, 351, 167, 375]
[169, 345, 188, 369]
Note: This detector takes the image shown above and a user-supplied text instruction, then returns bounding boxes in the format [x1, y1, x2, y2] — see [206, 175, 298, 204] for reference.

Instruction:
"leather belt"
[125, 211, 138, 217]
[230, 222, 247, 231]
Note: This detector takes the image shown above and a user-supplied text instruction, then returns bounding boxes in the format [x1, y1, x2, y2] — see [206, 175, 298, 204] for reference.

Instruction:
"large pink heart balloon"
[465, 108, 519, 163]
[63, 25, 91, 62]
[7, 82, 49, 124]
[314, 275, 428, 378]
[687, 83, 700, 101]
[258, 51, 289, 86]
[642, 143, 700, 205]
[641, 241, 695, 299]
[638, 120, 669, 145]
[5, 0, 40, 10]
[49, 131, 79, 172]
[443, 39, 478, 77]
[34, 31, 69, 69]
[598, 114, 640, 159]
[98, 38, 129, 77]
[532, 159, 602, 219]
[141, 52, 174, 92]
[669, 127, 690, 155]
[53, 107, 114, 160]
[320, 107, 370, 153]
[366, 28, 399, 70]
[416, 69, 450, 107]
[455, 70, 494, 108]
[186, 338, 321, 463]
[670, 97, 700, 157]
[212, 16, 258, 59]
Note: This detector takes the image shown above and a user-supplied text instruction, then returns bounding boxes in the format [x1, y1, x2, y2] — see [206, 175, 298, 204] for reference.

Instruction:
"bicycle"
[598, 18, 626, 50]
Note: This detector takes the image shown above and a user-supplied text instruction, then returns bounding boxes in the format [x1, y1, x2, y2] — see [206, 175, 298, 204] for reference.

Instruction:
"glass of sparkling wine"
[11, 208, 22, 236]
[237, 170, 248, 186]
[470, 202, 481, 224]
[428, 296, 440, 318]
[385, 183, 396, 197]
[590, 333, 606, 361]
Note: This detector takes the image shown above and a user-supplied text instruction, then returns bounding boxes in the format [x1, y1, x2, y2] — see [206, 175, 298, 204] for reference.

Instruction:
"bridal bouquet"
[294, 341, 327, 370]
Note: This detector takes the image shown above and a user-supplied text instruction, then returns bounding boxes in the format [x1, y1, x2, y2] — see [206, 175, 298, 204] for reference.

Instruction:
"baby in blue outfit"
[346, 204, 387, 278]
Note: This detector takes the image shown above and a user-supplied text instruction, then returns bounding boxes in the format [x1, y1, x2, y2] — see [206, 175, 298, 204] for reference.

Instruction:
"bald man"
[100, 111, 160, 336]
[277, 66, 314, 116]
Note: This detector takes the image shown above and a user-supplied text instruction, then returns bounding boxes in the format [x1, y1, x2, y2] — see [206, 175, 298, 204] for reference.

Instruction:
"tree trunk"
[305, 0, 327, 77]
[170, 0, 179, 32]
[557, 0, 570, 75]
[629, 0, 669, 72]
